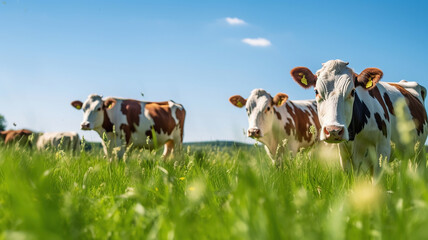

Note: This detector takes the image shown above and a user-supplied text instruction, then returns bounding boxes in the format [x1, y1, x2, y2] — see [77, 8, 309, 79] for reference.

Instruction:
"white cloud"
[225, 17, 246, 25]
[242, 38, 271, 47]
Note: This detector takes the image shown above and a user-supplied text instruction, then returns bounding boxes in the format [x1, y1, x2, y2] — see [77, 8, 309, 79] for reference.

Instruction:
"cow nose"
[248, 128, 261, 138]
[324, 125, 344, 141]
[81, 122, 90, 130]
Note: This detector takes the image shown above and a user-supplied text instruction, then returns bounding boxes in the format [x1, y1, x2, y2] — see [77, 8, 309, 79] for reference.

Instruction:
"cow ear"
[104, 98, 117, 109]
[356, 68, 383, 90]
[229, 95, 247, 108]
[290, 67, 317, 88]
[273, 93, 288, 106]
[71, 100, 83, 110]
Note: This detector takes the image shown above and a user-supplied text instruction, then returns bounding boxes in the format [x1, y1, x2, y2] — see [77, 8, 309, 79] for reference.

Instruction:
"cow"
[290, 59, 428, 176]
[36, 132, 80, 152]
[71, 94, 185, 159]
[229, 89, 320, 164]
[0, 129, 33, 147]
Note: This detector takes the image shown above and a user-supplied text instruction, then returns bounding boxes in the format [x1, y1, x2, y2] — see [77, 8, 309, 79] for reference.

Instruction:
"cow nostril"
[248, 128, 261, 137]
[338, 128, 344, 136]
[323, 127, 330, 136]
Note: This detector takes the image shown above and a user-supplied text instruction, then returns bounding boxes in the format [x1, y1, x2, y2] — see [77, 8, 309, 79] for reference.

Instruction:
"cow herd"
[0, 129, 80, 152]
[1, 59, 427, 176]
[229, 59, 427, 175]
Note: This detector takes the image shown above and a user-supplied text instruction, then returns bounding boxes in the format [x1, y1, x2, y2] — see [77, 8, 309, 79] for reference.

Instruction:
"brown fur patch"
[120, 124, 132, 143]
[121, 100, 142, 131]
[284, 102, 317, 142]
[145, 130, 153, 139]
[389, 83, 428, 135]
[116, 99, 142, 143]
[274, 108, 282, 120]
[284, 117, 294, 136]
[383, 92, 395, 115]
[175, 107, 186, 142]
[145, 102, 177, 137]
[102, 108, 114, 132]
[374, 113, 387, 137]
[0, 129, 33, 145]
[368, 87, 390, 121]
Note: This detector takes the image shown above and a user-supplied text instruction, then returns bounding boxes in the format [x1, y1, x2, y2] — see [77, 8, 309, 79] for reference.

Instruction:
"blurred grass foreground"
[1, 142, 428, 240]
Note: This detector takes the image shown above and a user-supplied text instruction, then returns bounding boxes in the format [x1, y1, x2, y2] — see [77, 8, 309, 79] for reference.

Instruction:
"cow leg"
[113, 137, 126, 160]
[351, 141, 378, 175]
[173, 134, 183, 154]
[101, 141, 110, 158]
[74, 137, 81, 154]
[374, 140, 391, 179]
[413, 142, 427, 174]
[338, 142, 353, 173]
[264, 145, 279, 166]
[101, 135, 126, 161]
[162, 140, 175, 158]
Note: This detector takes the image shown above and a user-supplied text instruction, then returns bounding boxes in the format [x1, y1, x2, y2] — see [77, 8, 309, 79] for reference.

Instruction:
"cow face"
[230, 89, 288, 139]
[291, 60, 382, 143]
[71, 94, 116, 130]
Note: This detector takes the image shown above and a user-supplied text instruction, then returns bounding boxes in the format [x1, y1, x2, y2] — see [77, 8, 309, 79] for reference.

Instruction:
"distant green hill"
[184, 141, 254, 149]
[83, 140, 255, 152]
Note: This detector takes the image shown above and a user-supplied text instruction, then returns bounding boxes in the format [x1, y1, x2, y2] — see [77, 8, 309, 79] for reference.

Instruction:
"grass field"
[1, 142, 428, 240]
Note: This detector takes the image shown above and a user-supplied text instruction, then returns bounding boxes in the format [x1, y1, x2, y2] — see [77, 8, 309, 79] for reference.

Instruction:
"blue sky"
[1, 0, 427, 143]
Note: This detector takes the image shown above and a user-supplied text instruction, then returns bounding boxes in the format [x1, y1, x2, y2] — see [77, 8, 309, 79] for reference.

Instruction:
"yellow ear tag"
[366, 77, 373, 89]
[236, 101, 243, 108]
[299, 73, 308, 85]
[277, 100, 282, 106]
[108, 104, 113, 109]
[76, 105, 81, 110]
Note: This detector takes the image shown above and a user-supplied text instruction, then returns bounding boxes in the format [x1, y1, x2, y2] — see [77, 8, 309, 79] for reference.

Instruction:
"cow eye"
[350, 89, 355, 97]
[315, 89, 323, 101]
[97, 108, 101, 111]
[267, 106, 271, 111]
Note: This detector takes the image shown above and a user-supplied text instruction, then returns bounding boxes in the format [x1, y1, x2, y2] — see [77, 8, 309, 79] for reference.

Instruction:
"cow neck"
[347, 91, 370, 141]
[258, 135, 278, 158]
[101, 107, 114, 133]
[252, 114, 278, 154]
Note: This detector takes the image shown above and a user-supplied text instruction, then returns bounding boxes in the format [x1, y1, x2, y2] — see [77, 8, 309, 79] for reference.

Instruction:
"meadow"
[1, 141, 428, 240]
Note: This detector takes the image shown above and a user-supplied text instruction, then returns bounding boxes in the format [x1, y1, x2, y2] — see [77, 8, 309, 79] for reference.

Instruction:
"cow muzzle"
[323, 125, 345, 143]
[81, 122, 91, 130]
[248, 128, 262, 138]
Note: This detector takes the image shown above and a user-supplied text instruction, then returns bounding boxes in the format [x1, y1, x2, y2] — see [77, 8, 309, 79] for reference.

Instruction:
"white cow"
[291, 59, 428, 176]
[229, 89, 320, 164]
[36, 132, 80, 152]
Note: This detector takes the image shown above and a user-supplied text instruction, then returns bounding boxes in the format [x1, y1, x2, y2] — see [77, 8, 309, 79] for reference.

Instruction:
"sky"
[1, 0, 428, 144]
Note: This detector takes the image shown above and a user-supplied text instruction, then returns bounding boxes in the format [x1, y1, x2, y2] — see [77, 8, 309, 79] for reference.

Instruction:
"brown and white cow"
[229, 89, 320, 163]
[291, 59, 428, 176]
[0, 129, 33, 146]
[71, 94, 185, 158]
[36, 132, 80, 152]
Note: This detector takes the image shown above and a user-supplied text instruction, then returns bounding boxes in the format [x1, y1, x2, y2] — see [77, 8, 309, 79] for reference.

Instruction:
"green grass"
[1, 144, 428, 240]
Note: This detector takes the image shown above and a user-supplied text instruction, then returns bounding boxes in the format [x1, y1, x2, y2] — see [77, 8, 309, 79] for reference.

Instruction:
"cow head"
[291, 59, 383, 143]
[229, 89, 288, 139]
[71, 94, 116, 130]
